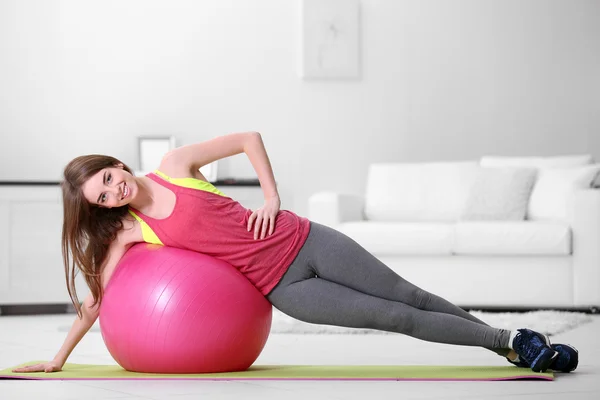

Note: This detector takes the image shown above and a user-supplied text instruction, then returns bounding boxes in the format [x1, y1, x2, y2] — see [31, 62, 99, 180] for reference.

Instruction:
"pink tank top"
[129, 172, 311, 295]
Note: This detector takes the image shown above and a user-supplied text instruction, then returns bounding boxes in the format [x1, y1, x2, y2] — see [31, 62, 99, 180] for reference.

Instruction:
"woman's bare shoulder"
[157, 154, 195, 179]
[158, 157, 210, 182]
[101, 216, 142, 288]
[99, 216, 141, 288]
[118, 214, 144, 245]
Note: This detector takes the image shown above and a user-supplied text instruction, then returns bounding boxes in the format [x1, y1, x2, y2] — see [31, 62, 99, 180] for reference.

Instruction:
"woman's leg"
[293, 222, 511, 357]
[267, 260, 512, 350]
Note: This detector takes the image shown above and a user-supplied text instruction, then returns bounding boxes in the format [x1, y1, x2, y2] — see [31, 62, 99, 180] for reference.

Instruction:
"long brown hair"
[61, 155, 133, 318]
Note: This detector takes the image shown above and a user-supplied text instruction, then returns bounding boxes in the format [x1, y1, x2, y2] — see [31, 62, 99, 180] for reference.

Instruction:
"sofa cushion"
[480, 155, 593, 168]
[337, 222, 453, 255]
[460, 167, 537, 221]
[453, 221, 571, 255]
[479, 155, 600, 221]
[528, 165, 600, 221]
[364, 162, 479, 222]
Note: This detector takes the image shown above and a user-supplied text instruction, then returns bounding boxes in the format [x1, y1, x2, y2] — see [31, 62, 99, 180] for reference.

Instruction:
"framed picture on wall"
[138, 136, 176, 173]
[300, 0, 361, 79]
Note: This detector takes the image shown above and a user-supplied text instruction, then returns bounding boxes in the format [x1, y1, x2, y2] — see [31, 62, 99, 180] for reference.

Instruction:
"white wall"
[1, 0, 598, 216]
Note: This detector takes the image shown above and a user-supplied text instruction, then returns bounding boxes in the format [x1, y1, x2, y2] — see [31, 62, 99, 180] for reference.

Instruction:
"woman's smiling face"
[81, 164, 136, 208]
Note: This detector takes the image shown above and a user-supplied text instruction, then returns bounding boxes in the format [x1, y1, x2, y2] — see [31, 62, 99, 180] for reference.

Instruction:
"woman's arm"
[240, 133, 279, 200]
[49, 292, 101, 368]
[12, 291, 101, 373]
[164, 132, 279, 200]
[164, 132, 281, 239]
[13, 232, 134, 373]
[53, 236, 133, 365]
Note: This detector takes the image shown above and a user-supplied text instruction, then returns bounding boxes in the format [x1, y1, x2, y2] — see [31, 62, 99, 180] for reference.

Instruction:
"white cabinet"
[0, 183, 264, 305]
[0, 185, 87, 305]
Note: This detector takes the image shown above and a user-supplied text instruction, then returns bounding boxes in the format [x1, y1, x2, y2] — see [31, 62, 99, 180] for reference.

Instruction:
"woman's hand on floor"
[12, 360, 62, 373]
[248, 195, 281, 240]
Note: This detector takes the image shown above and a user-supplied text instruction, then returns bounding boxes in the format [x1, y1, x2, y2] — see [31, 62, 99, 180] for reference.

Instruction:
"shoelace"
[517, 333, 545, 363]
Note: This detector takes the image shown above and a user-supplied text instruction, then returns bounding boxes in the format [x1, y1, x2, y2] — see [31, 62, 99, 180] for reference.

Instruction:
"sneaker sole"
[531, 349, 559, 373]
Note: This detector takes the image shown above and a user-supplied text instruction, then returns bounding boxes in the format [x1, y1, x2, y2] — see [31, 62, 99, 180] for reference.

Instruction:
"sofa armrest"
[308, 191, 365, 227]
[572, 189, 600, 307]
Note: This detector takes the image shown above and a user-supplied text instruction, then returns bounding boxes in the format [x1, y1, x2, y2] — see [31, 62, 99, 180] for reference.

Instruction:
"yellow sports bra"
[127, 170, 227, 245]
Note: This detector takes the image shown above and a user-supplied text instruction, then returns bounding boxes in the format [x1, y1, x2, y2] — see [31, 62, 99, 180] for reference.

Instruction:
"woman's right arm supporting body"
[51, 291, 103, 368]
[12, 222, 138, 373]
[53, 235, 133, 366]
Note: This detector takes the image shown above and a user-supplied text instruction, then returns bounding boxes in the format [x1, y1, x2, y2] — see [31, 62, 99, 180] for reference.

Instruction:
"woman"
[13, 132, 577, 374]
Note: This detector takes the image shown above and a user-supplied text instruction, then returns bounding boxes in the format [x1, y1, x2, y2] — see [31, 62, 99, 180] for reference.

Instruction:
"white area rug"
[69, 309, 593, 337]
[270, 308, 593, 337]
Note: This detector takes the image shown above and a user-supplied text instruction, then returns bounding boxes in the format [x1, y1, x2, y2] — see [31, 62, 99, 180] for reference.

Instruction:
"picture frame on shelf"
[137, 136, 176, 174]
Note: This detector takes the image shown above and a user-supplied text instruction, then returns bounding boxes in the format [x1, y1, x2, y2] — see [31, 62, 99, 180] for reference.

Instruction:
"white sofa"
[308, 155, 600, 311]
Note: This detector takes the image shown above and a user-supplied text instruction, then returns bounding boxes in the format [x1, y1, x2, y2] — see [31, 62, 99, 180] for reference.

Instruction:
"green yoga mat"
[1, 362, 553, 381]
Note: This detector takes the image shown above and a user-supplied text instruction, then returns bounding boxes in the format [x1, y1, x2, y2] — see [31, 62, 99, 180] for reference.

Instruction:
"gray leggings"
[267, 222, 511, 357]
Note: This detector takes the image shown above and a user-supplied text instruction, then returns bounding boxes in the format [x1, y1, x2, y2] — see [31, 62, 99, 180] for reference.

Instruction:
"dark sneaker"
[506, 331, 548, 368]
[507, 332, 578, 373]
[507, 332, 550, 368]
[512, 329, 559, 372]
[551, 344, 579, 373]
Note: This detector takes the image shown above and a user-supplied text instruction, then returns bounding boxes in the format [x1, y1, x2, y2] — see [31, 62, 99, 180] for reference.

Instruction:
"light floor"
[1, 314, 599, 400]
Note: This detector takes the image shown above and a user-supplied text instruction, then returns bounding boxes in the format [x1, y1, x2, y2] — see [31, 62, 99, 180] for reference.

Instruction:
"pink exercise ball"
[99, 243, 273, 374]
